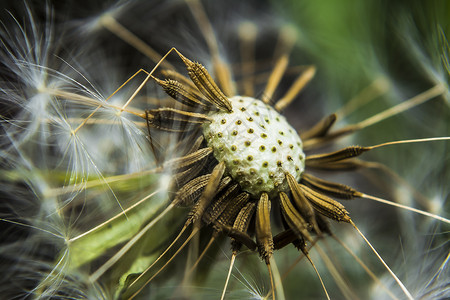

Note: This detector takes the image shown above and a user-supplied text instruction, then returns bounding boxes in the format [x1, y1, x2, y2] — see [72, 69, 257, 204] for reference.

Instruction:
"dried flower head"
[1, 1, 449, 300]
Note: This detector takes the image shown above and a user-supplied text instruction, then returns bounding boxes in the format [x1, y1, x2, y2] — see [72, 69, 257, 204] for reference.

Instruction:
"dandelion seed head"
[1, 1, 448, 299]
[204, 96, 305, 198]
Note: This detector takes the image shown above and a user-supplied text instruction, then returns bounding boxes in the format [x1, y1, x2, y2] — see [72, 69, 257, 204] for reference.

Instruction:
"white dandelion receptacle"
[203, 96, 305, 198]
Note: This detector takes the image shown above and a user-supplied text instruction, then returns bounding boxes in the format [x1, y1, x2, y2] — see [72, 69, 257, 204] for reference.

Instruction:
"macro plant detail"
[0, 1, 449, 299]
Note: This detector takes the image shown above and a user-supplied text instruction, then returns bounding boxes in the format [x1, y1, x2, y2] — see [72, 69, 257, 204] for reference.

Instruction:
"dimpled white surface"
[203, 96, 305, 198]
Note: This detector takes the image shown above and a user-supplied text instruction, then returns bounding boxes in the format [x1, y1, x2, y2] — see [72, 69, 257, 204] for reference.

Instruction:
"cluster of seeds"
[142, 49, 373, 300]
[203, 96, 305, 198]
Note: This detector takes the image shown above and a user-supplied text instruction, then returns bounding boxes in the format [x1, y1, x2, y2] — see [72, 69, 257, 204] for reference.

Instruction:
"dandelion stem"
[33, 248, 69, 295]
[0, 218, 64, 239]
[69, 189, 163, 242]
[303, 84, 446, 149]
[49, 169, 158, 197]
[186, 236, 215, 275]
[275, 65, 316, 112]
[332, 235, 399, 300]
[79, 46, 179, 134]
[350, 221, 414, 300]
[315, 243, 358, 299]
[270, 256, 285, 300]
[367, 137, 450, 150]
[53, 68, 152, 134]
[100, 15, 173, 68]
[262, 55, 289, 104]
[89, 203, 175, 282]
[238, 22, 257, 97]
[185, 0, 219, 59]
[335, 76, 390, 119]
[278, 239, 318, 282]
[129, 227, 200, 299]
[304, 253, 330, 300]
[355, 83, 446, 130]
[221, 253, 236, 300]
[186, 0, 235, 95]
[266, 262, 276, 300]
[44, 88, 146, 118]
[128, 223, 189, 286]
[362, 193, 450, 224]
[361, 160, 434, 211]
